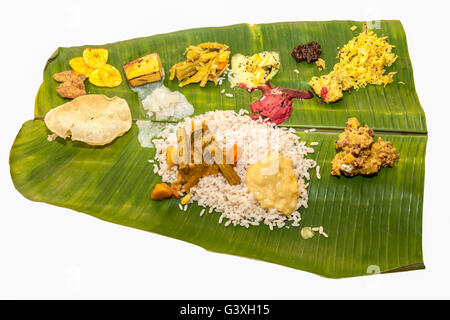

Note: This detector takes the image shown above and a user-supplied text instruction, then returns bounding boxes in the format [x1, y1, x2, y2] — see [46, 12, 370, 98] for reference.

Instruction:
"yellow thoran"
[309, 27, 398, 103]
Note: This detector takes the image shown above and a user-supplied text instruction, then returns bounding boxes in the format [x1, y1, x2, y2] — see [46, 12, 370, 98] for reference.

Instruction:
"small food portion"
[44, 94, 132, 146]
[141, 85, 194, 121]
[315, 58, 326, 71]
[246, 152, 299, 216]
[83, 48, 109, 69]
[170, 42, 230, 87]
[309, 26, 398, 103]
[300, 227, 315, 239]
[336, 117, 374, 154]
[291, 41, 322, 64]
[68, 48, 122, 87]
[230, 51, 280, 88]
[331, 118, 399, 176]
[151, 110, 317, 230]
[53, 70, 86, 99]
[240, 81, 313, 125]
[151, 183, 173, 200]
[123, 53, 163, 87]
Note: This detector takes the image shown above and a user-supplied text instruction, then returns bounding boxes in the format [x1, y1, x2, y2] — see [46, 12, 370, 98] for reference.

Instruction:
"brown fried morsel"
[331, 118, 399, 177]
[336, 117, 374, 155]
[53, 70, 87, 99]
[360, 138, 400, 175]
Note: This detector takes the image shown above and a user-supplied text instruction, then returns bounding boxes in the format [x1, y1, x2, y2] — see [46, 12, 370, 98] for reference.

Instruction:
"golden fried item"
[123, 53, 163, 87]
[44, 94, 131, 146]
[53, 70, 87, 99]
[89, 64, 122, 88]
[69, 57, 95, 77]
[83, 48, 109, 69]
[331, 118, 399, 177]
[170, 42, 230, 87]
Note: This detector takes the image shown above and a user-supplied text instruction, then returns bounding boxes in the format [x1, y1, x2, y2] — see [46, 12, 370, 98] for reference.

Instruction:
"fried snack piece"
[331, 118, 399, 177]
[89, 64, 122, 87]
[53, 70, 87, 99]
[123, 53, 163, 87]
[69, 57, 95, 77]
[44, 94, 132, 146]
[83, 48, 109, 69]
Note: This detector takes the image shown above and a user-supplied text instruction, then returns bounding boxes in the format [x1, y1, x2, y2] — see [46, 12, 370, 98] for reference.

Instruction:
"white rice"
[311, 225, 329, 238]
[200, 209, 206, 216]
[316, 166, 321, 179]
[225, 93, 233, 98]
[310, 142, 319, 146]
[152, 110, 317, 229]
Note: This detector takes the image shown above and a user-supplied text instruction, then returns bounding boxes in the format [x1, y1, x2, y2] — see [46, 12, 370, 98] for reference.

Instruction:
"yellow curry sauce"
[245, 152, 299, 215]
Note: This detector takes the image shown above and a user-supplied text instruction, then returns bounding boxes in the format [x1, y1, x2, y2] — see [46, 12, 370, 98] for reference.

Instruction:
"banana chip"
[83, 48, 109, 69]
[89, 64, 122, 88]
[69, 57, 95, 77]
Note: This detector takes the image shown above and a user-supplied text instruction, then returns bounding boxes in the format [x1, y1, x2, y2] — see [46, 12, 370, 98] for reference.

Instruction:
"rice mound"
[152, 110, 317, 229]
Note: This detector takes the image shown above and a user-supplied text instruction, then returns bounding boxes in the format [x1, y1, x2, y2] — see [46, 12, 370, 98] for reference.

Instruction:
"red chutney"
[238, 81, 313, 125]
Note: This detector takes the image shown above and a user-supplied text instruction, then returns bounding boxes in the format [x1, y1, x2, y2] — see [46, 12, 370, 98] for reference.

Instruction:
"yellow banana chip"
[89, 64, 122, 87]
[69, 57, 95, 77]
[83, 48, 108, 69]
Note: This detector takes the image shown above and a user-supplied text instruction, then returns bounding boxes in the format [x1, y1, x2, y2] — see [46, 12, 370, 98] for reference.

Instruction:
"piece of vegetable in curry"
[151, 121, 241, 201]
[331, 118, 399, 177]
[151, 183, 174, 200]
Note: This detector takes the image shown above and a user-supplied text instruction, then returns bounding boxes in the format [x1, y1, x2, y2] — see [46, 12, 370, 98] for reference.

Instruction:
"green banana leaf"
[10, 20, 427, 278]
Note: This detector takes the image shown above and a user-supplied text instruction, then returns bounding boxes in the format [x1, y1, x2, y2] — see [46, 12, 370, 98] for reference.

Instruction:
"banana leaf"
[10, 20, 427, 278]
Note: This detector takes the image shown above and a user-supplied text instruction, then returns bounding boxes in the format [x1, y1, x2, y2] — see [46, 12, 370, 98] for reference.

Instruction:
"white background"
[1, 0, 449, 299]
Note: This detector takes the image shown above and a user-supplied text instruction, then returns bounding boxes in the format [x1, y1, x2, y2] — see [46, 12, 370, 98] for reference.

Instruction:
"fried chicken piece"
[360, 137, 400, 175]
[53, 70, 87, 99]
[331, 151, 358, 176]
[331, 118, 399, 177]
[336, 117, 374, 155]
